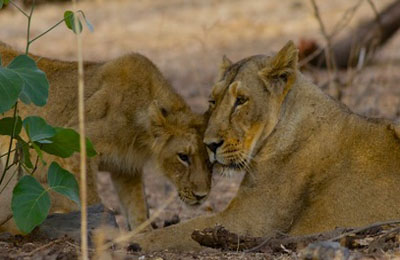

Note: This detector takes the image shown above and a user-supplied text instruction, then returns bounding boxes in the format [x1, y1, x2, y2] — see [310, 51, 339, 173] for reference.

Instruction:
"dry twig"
[71, 0, 88, 259]
[21, 238, 63, 257]
[299, 0, 363, 68]
[97, 192, 177, 252]
[309, 0, 337, 72]
[0, 214, 13, 227]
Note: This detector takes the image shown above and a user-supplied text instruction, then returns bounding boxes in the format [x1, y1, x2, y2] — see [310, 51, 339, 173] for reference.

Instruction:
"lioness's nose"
[205, 140, 224, 153]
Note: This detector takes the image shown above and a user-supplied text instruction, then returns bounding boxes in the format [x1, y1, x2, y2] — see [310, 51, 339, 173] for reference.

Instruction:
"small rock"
[0, 232, 12, 241]
[38, 204, 117, 243]
[151, 221, 159, 229]
[163, 214, 180, 227]
[22, 242, 36, 252]
[300, 241, 350, 260]
[127, 243, 142, 252]
[138, 256, 146, 260]
[0, 241, 9, 247]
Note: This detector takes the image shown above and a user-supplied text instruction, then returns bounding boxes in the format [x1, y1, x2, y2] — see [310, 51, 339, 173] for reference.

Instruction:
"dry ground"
[1, 0, 400, 259]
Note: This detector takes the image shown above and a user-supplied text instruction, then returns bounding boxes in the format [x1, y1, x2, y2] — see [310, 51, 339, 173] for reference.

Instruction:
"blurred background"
[1, 0, 400, 226]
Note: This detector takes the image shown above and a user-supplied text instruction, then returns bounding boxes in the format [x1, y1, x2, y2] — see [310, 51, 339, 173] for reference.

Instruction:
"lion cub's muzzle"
[178, 191, 208, 206]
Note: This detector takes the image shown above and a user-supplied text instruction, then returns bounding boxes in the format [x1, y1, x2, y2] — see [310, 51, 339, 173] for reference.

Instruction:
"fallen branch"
[191, 225, 349, 252]
[192, 221, 400, 253]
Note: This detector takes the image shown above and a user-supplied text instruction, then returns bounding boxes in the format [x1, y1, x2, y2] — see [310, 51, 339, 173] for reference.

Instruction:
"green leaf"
[79, 11, 94, 32]
[40, 127, 96, 158]
[0, 0, 7, 9]
[48, 162, 80, 206]
[31, 142, 46, 165]
[8, 55, 49, 107]
[11, 175, 50, 234]
[23, 116, 56, 142]
[18, 138, 33, 169]
[0, 116, 22, 136]
[86, 138, 96, 157]
[64, 11, 83, 34]
[0, 65, 23, 114]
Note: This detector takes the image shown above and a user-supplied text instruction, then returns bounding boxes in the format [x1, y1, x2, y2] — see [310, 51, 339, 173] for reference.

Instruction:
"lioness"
[0, 42, 211, 232]
[130, 41, 400, 251]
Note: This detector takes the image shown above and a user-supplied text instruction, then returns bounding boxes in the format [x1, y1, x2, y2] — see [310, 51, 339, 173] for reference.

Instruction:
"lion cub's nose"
[205, 140, 224, 153]
[192, 192, 207, 201]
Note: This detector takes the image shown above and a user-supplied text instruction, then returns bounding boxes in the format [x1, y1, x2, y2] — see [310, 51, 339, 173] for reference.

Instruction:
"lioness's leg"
[110, 170, 148, 230]
[132, 214, 219, 251]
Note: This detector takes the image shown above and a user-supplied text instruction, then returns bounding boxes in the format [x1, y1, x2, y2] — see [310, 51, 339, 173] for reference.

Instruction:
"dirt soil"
[1, 0, 400, 259]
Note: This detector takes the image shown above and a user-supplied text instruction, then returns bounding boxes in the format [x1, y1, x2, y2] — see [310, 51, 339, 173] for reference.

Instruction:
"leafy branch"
[0, 0, 95, 234]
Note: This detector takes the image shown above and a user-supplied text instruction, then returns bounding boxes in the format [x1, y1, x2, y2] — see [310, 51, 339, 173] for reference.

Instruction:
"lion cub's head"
[204, 41, 298, 174]
[148, 101, 211, 205]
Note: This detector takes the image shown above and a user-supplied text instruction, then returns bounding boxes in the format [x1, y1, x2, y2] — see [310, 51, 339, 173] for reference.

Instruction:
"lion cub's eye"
[208, 99, 216, 106]
[177, 153, 190, 165]
[234, 96, 248, 107]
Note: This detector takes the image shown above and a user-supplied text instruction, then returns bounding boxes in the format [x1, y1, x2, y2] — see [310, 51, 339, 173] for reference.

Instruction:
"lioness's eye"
[235, 96, 248, 107]
[208, 99, 216, 106]
[178, 153, 190, 164]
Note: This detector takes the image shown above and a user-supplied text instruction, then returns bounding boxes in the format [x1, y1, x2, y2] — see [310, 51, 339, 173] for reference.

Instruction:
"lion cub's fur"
[0, 42, 211, 232]
[131, 41, 400, 251]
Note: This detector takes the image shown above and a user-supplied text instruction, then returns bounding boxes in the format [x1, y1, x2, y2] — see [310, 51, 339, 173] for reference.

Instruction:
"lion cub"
[0, 42, 211, 231]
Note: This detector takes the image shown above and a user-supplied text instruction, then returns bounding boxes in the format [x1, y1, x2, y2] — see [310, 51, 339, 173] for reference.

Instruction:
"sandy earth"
[1, 0, 400, 259]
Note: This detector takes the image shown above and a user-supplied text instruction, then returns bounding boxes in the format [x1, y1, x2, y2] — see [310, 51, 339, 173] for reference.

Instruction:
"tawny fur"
[130, 41, 400, 251]
[0, 42, 211, 233]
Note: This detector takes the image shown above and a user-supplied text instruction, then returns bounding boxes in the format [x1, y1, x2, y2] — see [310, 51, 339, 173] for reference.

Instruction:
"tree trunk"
[300, 0, 400, 69]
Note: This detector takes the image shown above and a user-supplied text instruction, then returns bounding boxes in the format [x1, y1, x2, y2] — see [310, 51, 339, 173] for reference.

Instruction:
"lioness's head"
[204, 41, 298, 173]
[148, 101, 211, 205]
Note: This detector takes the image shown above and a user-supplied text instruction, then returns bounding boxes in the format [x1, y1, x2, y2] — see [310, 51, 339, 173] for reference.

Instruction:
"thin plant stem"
[0, 140, 32, 159]
[29, 18, 66, 46]
[71, 1, 88, 258]
[0, 166, 18, 195]
[0, 214, 12, 227]
[0, 0, 32, 187]
[30, 155, 40, 175]
[0, 103, 18, 186]
[28, 10, 77, 47]
[25, 1, 35, 54]
[4, 161, 18, 173]
[0, 148, 17, 159]
[9, 0, 29, 17]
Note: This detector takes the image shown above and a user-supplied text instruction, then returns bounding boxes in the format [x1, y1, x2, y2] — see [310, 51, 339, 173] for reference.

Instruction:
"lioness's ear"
[259, 40, 298, 95]
[217, 55, 233, 80]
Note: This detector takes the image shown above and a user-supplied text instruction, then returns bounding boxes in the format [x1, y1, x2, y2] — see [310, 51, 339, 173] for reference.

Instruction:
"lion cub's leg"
[110, 170, 149, 231]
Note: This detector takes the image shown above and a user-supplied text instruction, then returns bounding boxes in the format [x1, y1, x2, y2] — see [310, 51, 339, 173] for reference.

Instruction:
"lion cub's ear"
[148, 101, 168, 128]
[259, 40, 299, 96]
[148, 101, 171, 149]
[217, 55, 233, 80]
